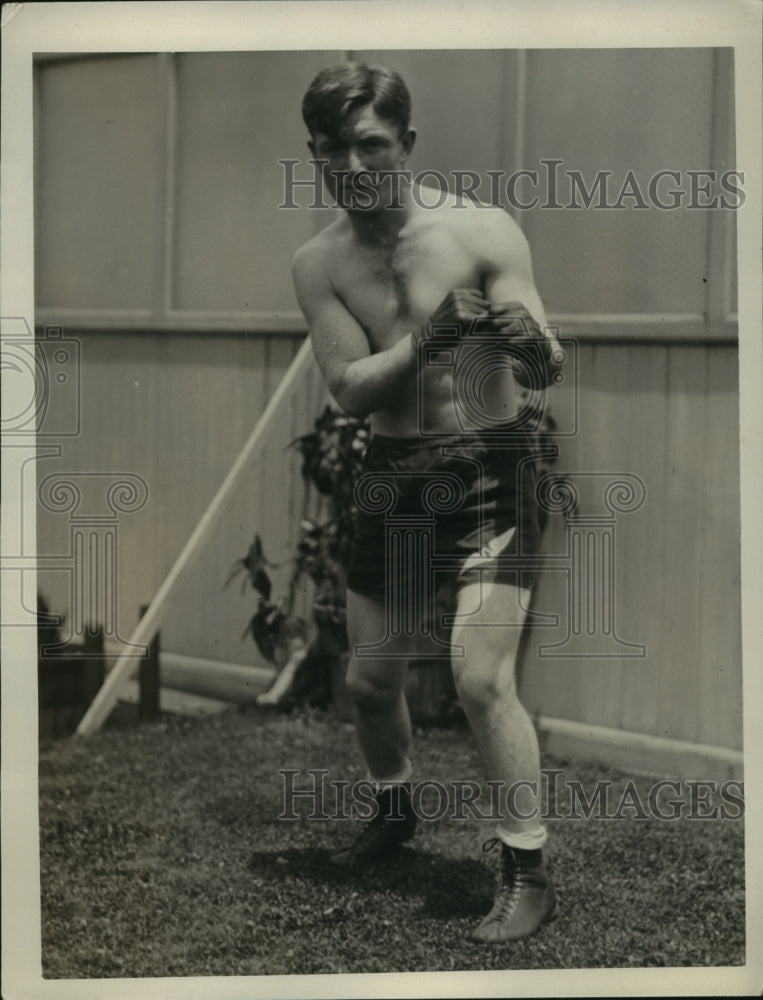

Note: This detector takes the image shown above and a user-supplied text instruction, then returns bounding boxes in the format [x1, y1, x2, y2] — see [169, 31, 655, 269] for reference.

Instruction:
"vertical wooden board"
[192, 346, 280, 664]
[285, 349, 322, 625]
[173, 52, 343, 312]
[129, 334, 163, 623]
[285, 337, 315, 560]
[263, 336, 299, 589]
[520, 357, 579, 715]
[572, 344, 628, 728]
[720, 51, 738, 318]
[38, 331, 170, 641]
[292, 351, 317, 526]
[522, 49, 714, 315]
[695, 346, 742, 749]
[597, 344, 650, 730]
[519, 511, 575, 718]
[520, 363, 578, 715]
[352, 50, 509, 187]
[728, 212, 738, 316]
[618, 344, 669, 736]
[285, 338, 300, 556]
[35, 56, 166, 311]
[217, 337, 267, 658]
[141, 336, 206, 658]
[158, 334, 269, 662]
[77, 334, 140, 636]
[218, 334, 281, 664]
[657, 346, 707, 744]
[521, 343, 598, 723]
[182, 333, 286, 663]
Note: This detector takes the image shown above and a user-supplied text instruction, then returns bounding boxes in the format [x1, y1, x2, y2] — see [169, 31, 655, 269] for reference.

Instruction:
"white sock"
[495, 823, 548, 852]
[367, 757, 412, 794]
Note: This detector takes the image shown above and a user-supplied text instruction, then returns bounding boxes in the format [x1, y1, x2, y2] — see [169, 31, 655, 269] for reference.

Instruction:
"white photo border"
[2, 2, 761, 997]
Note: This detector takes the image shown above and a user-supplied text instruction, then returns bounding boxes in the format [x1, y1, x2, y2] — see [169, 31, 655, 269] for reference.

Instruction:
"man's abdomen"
[371, 355, 523, 438]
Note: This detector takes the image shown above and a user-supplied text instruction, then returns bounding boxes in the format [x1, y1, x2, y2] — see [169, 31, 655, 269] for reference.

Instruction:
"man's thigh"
[345, 588, 411, 693]
[346, 585, 448, 683]
[450, 579, 532, 668]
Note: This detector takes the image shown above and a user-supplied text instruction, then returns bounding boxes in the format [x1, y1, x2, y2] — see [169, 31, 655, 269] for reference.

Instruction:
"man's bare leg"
[345, 587, 413, 779]
[450, 580, 543, 843]
[450, 579, 557, 940]
[344, 588, 413, 779]
[329, 588, 418, 865]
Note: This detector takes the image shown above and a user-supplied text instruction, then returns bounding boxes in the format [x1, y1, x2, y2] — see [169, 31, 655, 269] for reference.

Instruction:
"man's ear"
[401, 127, 417, 159]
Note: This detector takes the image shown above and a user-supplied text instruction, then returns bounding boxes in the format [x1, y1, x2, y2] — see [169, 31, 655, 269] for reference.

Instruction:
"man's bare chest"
[330, 230, 485, 351]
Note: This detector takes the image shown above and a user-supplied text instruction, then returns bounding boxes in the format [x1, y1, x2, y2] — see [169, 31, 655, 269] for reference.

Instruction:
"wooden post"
[138, 604, 160, 722]
[81, 626, 105, 704]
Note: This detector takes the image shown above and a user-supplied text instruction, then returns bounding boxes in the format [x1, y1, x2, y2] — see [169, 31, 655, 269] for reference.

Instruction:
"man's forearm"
[331, 330, 420, 417]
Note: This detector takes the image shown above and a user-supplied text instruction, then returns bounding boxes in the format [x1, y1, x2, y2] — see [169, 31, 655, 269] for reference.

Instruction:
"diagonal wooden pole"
[76, 336, 315, 736]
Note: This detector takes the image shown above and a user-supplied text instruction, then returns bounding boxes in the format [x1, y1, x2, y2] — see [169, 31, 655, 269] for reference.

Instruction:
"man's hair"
[302, 62, 411, 141]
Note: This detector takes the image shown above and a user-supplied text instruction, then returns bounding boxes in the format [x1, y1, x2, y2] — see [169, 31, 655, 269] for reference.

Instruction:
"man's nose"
[346, 148, 364, 173]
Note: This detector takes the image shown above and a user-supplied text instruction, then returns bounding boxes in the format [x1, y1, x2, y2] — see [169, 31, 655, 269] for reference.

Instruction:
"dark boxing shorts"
[346, 427, 543, 615]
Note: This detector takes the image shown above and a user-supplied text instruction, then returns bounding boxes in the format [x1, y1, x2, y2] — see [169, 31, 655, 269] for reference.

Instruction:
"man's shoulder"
[291, 217, 348, 276]
[292, 218, 354, 312]
[422, 189, 527, 252]
[451, 195, 525, 242]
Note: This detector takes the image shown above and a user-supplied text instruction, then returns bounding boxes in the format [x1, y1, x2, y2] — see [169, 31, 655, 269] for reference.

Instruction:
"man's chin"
[336, 191, 404, 213]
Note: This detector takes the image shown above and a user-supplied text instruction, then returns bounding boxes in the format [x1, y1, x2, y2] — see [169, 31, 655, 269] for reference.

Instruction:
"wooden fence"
[520, 339, 742, 776]
[34, 326, 743, 772]
[32, 49, 743, 770]
[36, 329, 328, 673]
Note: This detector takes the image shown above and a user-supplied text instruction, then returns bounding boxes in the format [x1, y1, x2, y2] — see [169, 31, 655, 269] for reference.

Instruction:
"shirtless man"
[292, 63, 564, 942]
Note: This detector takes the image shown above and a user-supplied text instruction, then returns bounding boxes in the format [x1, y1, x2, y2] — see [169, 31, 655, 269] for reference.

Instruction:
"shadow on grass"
[247, 846, 493, 919]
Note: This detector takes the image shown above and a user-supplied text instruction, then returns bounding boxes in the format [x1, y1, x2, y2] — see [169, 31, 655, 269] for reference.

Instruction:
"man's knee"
[345, 659, 403, 712]
[451, 650, 518, 712]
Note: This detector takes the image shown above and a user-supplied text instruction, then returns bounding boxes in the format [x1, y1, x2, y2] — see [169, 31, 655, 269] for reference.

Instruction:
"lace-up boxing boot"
[330, 783, 417, 868]
[471, 837, 558, 942]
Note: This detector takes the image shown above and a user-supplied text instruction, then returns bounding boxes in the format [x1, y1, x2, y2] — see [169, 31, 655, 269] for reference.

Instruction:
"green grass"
[39, 704, 745, 977]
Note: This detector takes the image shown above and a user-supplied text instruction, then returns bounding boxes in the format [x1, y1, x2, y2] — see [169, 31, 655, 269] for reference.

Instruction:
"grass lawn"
[39, 704, 745, 978]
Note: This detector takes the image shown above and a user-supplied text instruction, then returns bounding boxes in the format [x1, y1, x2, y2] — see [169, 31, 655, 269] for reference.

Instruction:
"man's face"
[309, 103, 415, 212]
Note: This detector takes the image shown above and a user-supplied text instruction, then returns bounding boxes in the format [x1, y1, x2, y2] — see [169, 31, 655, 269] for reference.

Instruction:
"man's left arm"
[478, 211, 565, 390]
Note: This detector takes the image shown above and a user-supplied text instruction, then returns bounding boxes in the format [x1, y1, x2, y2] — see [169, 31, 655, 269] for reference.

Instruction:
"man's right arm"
[292, 247, 420, 419]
